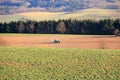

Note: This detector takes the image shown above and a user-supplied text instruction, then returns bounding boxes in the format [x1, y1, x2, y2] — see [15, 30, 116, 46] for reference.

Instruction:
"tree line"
[0, 19, 120, 35]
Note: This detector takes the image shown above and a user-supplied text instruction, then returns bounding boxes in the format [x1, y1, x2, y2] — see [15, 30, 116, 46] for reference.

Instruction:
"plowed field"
[0, 35, 120, 49]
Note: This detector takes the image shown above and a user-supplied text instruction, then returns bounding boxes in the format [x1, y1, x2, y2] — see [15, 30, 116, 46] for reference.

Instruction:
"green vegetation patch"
[0, 47, 120, 80]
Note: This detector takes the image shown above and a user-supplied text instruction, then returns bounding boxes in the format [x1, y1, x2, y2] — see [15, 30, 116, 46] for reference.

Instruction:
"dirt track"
[0, 35, 120, 49]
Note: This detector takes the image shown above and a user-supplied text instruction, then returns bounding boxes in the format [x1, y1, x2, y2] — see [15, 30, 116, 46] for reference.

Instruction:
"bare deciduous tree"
[56, 21, 66, 34]
[18, 21, 25, 33]
[114, 29, 120, 37]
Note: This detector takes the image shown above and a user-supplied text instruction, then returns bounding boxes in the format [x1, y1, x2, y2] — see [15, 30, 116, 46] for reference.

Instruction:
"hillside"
[0, 0, 120, 14]
[0, 9, 120, 23]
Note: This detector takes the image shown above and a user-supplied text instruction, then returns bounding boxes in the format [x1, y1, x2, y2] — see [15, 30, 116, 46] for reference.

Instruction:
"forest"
[0, 19, 120, 35]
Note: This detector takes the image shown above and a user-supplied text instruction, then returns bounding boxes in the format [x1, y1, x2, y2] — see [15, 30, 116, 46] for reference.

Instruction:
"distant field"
[0, 9, 120, 23]
[0, 47, 120, 79]
[0, 15, 28, 23]
[0, 34, 120, 49]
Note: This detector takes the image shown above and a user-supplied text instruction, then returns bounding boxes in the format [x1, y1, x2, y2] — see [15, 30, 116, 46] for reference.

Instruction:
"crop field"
[0, 34, 120, 79]
[0, 9, 120, 23]
[0, 34, 120, 49]
[0, 47, 120, 80]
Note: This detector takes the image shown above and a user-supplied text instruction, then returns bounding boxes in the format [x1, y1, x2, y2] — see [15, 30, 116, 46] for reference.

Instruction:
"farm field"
[0, 34, 120, 49]
[0, 9, 120, 23]
[0, 47, 120, 80]
[0, 34, 120, 79]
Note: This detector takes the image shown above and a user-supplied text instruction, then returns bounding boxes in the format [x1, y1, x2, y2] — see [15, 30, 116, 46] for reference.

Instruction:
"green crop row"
[0, 47, 120, 80]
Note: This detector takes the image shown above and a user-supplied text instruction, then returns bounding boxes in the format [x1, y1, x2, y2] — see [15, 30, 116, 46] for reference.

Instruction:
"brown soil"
[0, 35, 120, 49]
